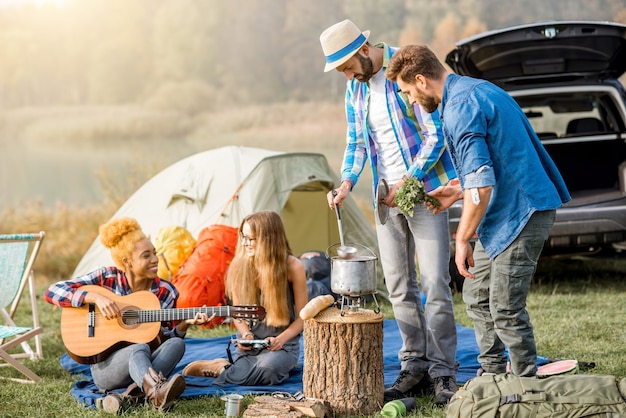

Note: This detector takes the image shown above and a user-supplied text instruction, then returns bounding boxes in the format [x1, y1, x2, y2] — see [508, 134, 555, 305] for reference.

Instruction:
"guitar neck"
[125, 306, 233, 324]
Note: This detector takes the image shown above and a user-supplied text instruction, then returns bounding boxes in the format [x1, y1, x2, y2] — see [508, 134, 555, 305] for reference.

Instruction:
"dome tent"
[73, 145, 387, 300]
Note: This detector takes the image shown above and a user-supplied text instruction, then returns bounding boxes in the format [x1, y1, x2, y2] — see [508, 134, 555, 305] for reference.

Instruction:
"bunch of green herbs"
[394, 176, 440, 217]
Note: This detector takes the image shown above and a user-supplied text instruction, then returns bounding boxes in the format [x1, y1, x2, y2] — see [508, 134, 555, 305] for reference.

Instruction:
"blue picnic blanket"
[60, 319, 546, 408]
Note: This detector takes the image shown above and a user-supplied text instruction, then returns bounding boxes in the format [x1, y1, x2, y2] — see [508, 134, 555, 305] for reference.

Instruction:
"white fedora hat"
[320, 19, 370, 72]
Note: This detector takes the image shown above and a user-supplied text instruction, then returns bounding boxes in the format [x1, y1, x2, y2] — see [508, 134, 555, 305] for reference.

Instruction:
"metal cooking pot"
[326, 243, 377, 296]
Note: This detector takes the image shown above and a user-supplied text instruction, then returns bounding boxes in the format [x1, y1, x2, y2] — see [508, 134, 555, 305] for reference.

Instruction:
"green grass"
[1, 252, 626, 417]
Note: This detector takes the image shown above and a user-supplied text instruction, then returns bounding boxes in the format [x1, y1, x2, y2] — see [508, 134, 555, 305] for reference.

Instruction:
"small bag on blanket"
[447, 373, 626, 418]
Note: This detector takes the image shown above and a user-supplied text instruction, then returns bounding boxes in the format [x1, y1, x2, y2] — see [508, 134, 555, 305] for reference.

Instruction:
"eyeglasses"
[240, 233, 256, 246]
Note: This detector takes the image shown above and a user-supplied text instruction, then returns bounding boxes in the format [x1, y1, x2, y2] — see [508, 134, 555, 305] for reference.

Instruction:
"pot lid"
[376, 178, 389, 225]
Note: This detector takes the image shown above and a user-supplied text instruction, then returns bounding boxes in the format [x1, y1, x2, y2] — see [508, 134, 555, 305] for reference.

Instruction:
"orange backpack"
[171, 224, 239, 327]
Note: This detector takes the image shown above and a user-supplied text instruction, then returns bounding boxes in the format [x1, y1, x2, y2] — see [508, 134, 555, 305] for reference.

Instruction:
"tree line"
[1, 0, 624, 112]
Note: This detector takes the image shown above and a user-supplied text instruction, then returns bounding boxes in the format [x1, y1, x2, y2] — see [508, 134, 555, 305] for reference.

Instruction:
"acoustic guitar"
[60, 285, 265, 364]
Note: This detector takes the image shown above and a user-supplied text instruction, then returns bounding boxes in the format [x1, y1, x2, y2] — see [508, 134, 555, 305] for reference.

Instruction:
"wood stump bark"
[303, 307, 384, 416]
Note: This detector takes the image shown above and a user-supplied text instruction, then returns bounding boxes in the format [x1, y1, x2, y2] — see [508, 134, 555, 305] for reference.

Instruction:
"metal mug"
[222, 393, 243, 417]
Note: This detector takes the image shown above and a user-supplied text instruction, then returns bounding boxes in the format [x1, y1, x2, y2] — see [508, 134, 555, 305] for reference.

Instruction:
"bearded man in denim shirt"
[387, 45, 571, 378]
[320, 20, 459, 405]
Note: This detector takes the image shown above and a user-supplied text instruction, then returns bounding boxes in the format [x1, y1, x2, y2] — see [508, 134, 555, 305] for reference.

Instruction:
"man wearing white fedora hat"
[320, 19, 459, 406]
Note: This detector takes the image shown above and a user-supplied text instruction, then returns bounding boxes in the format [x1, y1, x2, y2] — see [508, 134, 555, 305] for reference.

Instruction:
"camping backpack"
[171, 224, 239, 327]
[447, 373, 626, 418]
[153, 225, 196, 280]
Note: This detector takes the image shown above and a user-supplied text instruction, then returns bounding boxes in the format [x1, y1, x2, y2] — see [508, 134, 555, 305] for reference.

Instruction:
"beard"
[421, 96, 439, 113]
[417, 90, 439, 113]
[355, 53, 374, 83]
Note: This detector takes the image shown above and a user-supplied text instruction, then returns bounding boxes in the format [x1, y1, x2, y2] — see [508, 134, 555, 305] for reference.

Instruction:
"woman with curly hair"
[45, 217, 211, 413]
[183, 210, 308, 386]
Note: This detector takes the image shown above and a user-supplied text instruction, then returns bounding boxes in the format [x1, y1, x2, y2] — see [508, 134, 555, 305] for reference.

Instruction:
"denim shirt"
[441, 74, 571, 258]
[341, 43, 456, 206]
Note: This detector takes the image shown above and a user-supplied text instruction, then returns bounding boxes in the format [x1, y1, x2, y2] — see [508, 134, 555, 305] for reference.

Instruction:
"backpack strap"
[499, 391, 547, 406]
[500, 390, 620, 406]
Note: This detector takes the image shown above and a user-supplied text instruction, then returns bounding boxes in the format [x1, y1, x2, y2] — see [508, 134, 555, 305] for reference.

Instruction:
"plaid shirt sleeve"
[43, 267, 120, 308]
[340, 82, 368, 187]
[407, 105, 447, 180]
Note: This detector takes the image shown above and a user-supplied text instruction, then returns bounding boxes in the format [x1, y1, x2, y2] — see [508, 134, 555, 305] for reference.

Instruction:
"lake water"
[0, 137, 373, 212]
[0, 139, 201, 211]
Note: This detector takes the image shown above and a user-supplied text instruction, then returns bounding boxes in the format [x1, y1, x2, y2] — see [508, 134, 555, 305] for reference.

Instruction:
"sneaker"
[383, 370, 433, 402]
[182, 358, 231, 377]
[433, 376, 457, 406]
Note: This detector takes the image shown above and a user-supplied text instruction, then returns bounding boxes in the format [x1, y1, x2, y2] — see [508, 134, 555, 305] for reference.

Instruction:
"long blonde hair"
[99, 217, 147, 270]
[226, 211, 292, 327]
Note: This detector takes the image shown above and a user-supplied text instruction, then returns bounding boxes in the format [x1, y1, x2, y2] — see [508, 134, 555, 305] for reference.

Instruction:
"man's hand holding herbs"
[394, 176, 441, 217]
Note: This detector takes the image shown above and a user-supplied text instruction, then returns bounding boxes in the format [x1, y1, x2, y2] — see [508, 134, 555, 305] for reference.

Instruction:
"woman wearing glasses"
[183, 210, 308, 385]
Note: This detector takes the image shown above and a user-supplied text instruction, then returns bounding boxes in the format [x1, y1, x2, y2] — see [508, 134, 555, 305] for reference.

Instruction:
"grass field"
[1, 251, 625, 417]
[2, 103, 626, 416]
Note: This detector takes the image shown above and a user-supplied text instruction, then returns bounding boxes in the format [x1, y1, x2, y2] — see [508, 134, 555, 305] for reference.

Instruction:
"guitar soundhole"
[120, 307, 142, 328]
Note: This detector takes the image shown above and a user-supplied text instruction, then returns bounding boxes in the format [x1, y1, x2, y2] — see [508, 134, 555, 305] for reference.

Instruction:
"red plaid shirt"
[44, 266, 180, 333]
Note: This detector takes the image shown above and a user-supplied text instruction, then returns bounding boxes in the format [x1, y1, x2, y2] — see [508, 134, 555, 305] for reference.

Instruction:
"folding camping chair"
[0, 232, 45, 383]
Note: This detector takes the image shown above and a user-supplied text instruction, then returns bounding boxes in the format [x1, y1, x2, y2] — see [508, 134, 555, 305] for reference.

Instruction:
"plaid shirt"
[44, 266, 180, 334]
[341, 43, 456, 205]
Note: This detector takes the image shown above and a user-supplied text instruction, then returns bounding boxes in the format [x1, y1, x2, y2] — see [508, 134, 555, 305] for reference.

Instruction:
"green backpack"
[447, 373, 626, 418]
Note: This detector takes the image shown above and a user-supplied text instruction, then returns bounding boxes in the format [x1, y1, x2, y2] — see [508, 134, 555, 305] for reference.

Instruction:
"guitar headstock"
[231, 305, 266, 321]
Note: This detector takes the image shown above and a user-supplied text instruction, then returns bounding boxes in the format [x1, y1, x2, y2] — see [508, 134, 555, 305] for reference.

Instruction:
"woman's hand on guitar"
[86, 292, 120, 320]
[185, 311, 215, 325]
[177, 307, 215, 334]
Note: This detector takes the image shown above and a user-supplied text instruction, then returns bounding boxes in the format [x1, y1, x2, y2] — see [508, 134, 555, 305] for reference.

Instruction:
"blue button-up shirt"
[341, 43, 456, 206]
[441, 73, 571, 258]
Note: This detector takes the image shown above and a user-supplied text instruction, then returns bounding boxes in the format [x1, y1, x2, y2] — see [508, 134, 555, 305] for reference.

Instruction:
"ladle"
[332, 190, 357, 259]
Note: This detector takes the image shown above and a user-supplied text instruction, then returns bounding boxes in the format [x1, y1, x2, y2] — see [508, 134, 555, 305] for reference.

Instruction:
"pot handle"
[326, 242, 377, 258]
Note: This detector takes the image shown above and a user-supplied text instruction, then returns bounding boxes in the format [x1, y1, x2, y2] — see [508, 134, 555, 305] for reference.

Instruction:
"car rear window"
[515, 91, 610, 139]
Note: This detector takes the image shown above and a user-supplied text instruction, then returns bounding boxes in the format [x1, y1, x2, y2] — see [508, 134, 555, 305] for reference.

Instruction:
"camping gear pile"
[170, 225, 239, 325]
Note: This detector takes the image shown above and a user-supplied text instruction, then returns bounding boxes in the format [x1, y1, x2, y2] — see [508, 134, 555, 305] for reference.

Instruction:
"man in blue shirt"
[320, 20, 459, 405]
[386, 45, 570, 378]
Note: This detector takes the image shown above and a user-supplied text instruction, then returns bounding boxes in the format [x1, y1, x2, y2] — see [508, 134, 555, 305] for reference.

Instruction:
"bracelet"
[242, 331, 254, 338]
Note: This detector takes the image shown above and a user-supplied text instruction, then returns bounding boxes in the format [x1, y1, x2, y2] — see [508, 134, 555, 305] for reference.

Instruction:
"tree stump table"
[302, 306, 384, 416]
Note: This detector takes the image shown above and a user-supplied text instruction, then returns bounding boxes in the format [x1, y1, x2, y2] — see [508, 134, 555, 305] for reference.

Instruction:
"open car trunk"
[445, 21, 626, 256]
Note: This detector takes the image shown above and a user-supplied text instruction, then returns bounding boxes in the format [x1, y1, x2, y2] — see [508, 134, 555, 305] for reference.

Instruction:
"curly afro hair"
[99, 217, 147, 269]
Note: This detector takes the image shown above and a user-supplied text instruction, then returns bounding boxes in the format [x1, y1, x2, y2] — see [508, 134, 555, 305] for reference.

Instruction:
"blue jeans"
[463, 210, 555, 377]
[376, 204, 458, 378]
[91, 337, 186, 392]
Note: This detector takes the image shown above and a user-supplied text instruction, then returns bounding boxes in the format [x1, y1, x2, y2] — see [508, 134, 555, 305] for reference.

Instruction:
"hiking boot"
[142, 368, 186, 412]
[433, 376, 458, 406]
[183, 358, 231, 378]
[383, 370, 433, 402]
